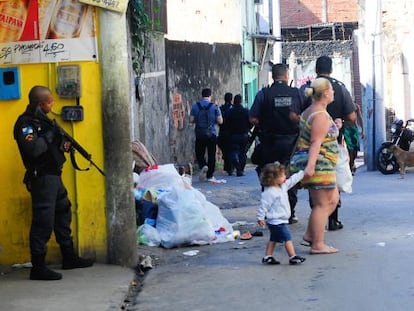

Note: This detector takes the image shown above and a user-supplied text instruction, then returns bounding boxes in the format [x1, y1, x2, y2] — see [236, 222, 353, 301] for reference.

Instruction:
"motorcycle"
[377, 118, 414, 174]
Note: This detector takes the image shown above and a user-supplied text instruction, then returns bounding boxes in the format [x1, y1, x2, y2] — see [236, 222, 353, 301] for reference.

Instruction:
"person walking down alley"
[249, 63, 302, 224]
[257, 162, 306, 265]
[343, 104, 364, 175]
[13, 86, 94, 281]
[218, 92, 233, 175]
[190, 88, 223, 181]
[225, 94, 252, 176]
[290, 55, 357, 231]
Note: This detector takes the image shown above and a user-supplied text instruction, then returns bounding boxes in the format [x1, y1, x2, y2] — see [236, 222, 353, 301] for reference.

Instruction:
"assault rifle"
[246, 126, 261, 152]
[36, 108, 105, 176]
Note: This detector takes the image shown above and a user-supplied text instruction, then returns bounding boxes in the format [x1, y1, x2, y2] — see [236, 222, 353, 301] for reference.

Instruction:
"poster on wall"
[0, 0, 97, 64]
[79, 0, 127, 13]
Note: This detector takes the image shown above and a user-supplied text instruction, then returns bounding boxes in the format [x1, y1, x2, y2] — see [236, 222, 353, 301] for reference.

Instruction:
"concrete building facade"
[137, 0, 273, 165]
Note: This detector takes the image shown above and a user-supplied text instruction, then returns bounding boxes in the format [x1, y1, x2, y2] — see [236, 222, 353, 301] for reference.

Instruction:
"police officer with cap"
[249, 63, 302, 224]
[13, 85, 94, 281]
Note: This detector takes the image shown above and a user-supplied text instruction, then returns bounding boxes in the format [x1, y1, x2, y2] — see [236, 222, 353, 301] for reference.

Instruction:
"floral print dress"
[290, 110, 339, 189]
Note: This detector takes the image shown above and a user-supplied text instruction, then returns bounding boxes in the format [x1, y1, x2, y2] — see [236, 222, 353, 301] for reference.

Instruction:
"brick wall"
[326, 0, 358, 22]
[280, 0, 358, 27]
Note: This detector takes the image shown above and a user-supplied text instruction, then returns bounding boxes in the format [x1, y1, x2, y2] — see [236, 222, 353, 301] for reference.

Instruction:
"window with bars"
[281, 22, 358, 42]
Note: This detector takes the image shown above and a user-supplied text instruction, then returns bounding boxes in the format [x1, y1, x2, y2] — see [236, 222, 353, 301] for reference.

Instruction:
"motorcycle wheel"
[377, 145, 399, 174]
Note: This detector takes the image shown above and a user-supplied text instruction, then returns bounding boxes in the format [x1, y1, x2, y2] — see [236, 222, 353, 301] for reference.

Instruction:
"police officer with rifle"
[249, 64, 302, 224]
[13, 86, 95, 281]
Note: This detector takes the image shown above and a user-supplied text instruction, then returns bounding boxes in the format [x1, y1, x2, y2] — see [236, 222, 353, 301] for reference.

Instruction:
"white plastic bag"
[138, 164, 192, 190]
[192, 190, 234, 243]
[137, 224, 161, 247]
[336, 145, 353, 193]
[157, 186, 216, 248]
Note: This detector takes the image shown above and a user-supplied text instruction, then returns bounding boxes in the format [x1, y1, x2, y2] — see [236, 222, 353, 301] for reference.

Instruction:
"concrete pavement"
[2, 159, 414, 311]
[135, 162, 414, 311]
[0, 263, 135, 311]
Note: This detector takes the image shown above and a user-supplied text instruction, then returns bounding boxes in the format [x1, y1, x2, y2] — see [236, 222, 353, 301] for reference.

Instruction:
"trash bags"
[135, 199, 158, 226]
[137, 186, 234, 249]
[137, 224, 161, 247]
[138, 164, 192, 190]
[136, 164, 234, 248]
[157, 187, 215, 248]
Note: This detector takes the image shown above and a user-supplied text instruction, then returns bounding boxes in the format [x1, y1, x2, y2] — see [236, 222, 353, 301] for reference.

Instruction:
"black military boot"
[328, 207, 343, 231]
[236, 162, 244, 176]
[61, 246, 94, 270]
[30, 254, 62, 281]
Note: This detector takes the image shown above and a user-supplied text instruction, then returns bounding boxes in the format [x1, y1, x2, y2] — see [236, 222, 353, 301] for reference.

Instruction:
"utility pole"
[361, 0, 385, 170]
[99, 9, 137, 267]
[270, 0, 282, 64]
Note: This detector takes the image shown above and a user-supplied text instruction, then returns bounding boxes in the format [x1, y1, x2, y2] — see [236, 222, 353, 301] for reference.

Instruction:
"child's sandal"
[262, 256, 280, 265]
[289, 255, 306, 265]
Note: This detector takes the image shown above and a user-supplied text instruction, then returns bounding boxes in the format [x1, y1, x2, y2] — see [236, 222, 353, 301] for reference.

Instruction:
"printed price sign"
[0, 0, 98, 64]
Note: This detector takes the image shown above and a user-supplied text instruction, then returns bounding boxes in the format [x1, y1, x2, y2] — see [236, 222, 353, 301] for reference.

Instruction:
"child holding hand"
[257, 162, 306, 265]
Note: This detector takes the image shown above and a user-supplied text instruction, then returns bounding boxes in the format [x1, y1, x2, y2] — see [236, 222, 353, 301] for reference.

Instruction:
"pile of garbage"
[134, 164, 234, 248]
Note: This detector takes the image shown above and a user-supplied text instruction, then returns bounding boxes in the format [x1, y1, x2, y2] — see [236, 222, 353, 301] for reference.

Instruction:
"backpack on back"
[195, 102, 214, 139]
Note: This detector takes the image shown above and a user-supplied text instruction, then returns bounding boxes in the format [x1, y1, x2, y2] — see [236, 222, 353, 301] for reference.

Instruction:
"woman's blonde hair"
[260, 162, 285, 187]
[304, 77, 332, 101]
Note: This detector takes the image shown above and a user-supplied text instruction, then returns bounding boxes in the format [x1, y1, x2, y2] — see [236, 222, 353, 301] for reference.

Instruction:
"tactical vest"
[260, 81, 299, 136]
[301, 76, 349, 119]
[14, 113, 66, 174]
[322, 75, 347, 119]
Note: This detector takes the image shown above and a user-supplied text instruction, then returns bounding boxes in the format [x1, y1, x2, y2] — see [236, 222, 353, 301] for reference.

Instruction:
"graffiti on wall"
[172, 93, 185, 130]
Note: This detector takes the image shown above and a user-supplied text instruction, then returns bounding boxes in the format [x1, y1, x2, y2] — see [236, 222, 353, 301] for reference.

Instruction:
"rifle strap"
[70, 149, 90, 172]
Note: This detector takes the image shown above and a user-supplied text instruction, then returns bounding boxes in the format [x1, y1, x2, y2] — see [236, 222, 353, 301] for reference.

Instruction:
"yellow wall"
[0, 61, 107, 265]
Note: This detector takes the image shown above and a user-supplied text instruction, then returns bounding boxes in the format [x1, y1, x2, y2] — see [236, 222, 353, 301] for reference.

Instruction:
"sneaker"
[289, 255, 306, 265]
[262, 256, 280, 265]
[289, 216, 298, 224]
[199, 166, 208, 182]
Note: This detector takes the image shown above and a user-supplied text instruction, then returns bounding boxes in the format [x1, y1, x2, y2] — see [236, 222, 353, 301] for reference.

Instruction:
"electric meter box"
[0, 67, 21, 100]
[62, 106, 84, 121]
[56, 65, 81, 98]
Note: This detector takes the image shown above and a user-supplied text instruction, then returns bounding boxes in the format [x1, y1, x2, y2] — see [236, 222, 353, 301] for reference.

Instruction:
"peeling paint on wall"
[166, 40, 242, 165]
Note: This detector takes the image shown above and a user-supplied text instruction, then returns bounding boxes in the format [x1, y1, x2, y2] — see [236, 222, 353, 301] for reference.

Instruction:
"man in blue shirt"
[190, 88, 223, 181]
